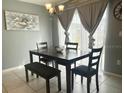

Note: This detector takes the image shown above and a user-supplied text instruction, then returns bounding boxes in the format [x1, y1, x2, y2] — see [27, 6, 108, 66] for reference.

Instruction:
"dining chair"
[71, 47, 103, 93]
[54, 42, 78, 70]
[65, 42, 78, 50]
[36, 42, 54, 67]
[65, 42, 78, 68]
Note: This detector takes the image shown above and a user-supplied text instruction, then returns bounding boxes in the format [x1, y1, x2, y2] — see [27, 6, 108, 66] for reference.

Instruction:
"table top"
[30, 48, 90, 64]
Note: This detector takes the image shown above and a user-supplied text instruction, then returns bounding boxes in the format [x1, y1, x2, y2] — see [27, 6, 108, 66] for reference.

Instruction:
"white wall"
[2, 0, 53, 69]
[52, 16, 59, 47]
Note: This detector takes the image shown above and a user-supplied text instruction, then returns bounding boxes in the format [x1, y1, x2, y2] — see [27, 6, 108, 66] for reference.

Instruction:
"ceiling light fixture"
[45, 3, 64, 15]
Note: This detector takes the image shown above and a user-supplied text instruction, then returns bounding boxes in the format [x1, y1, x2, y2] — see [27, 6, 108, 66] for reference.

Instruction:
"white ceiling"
[18, 0, 69, 6]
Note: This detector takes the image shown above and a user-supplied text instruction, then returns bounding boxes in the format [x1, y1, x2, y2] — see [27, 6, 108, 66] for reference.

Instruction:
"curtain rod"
[64, 0, 106, 10]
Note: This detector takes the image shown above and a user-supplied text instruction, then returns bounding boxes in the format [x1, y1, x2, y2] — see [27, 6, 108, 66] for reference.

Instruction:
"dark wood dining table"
[29, 48, 89, 93]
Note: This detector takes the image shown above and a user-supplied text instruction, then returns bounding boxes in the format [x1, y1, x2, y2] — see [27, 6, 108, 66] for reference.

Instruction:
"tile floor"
[2, 65, 122, 93]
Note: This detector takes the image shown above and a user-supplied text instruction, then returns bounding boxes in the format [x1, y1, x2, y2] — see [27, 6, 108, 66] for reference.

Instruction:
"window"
[58, 7, 108, 71]
[58, 10, 89, 50]
[68, 10, 89, 51]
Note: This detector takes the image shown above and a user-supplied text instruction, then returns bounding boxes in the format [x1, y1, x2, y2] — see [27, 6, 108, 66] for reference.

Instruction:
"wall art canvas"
[5, 11, 39, 31]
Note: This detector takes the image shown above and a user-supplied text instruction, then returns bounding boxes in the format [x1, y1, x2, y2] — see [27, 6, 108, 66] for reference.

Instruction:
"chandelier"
[45, 3, 64, 14]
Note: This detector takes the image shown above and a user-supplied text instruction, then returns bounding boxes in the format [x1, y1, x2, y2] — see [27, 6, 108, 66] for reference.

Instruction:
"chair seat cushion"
[25, 62, 60, 79]
[72, 65, 97, 77]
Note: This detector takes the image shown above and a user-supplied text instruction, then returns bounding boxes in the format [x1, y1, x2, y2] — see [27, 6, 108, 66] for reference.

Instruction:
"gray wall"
[2, 0, 53, 69]
[104, 0, 122, 75]
[52, 16, 59, 47]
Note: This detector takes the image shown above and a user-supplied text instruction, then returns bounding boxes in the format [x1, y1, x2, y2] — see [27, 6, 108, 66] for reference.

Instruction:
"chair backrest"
[88, 47, 103, 71]
[36, 42, 48, 50]
[65, 42, 78, 50]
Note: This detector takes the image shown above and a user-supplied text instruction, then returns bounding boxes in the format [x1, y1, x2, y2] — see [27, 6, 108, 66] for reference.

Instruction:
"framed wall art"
[5, 11, 40, 31]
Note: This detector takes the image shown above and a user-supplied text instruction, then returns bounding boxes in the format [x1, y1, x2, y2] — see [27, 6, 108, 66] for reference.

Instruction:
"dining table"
[29, 48, 90, 93]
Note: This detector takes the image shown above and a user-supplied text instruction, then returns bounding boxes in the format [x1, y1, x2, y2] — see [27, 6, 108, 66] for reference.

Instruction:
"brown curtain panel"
[77, 0, 108, 48]
[57, 8, 75, 44]
[77, 0, 108, 35]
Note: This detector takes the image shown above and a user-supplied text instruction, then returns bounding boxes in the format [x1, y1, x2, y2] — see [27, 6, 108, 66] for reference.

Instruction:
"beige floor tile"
[103, 76, 122, 89]
[36, 76, 65, 93]
[91, 72, 110, 84]
[2, 71, 17, 82]
[2, 85, 8, 93]
[12, 67, 26, 79]
[8, 84, 35, 93]
[2, 66, 122, 93]
[93, 83, 122, 93]
[37, 85, 63, 93]
[73, 76, 96, 92]
[72, 83, 95, 93]
[36, 88, 46, 93]
[27, 78, 46, 91]
[3, 72, 26, 92]
[36, 86, 58, 93]
[12, 67, 36, 81]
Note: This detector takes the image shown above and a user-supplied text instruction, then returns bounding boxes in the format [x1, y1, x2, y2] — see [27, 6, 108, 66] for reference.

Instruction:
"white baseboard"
[103, 71, 122, 78]
[2, 65, 24, 73]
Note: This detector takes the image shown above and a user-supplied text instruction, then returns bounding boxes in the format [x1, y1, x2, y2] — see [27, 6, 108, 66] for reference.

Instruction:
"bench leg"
[52, 61, 54, 68]
[81, 76, 83, 84]
[74, 62, 76, 68]
[25, 68, 29, 82]
[46, 79, 50, 93]
[31, 72, 34, 76]
[72, 72, 74, 90]
[55, 63, 58, 69]
[36, 74, 39, 78]
[46, 62, 49, 66]
[58, 73, 61, 91]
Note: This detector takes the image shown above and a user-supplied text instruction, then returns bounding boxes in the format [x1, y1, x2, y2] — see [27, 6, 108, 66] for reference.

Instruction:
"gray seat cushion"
[72, 65, 97, 77]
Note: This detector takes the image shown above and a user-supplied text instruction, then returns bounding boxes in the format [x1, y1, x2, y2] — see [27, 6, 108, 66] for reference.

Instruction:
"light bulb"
[58, 5, 64, 12]
[45, 3, 52, 10]
[49, 7, 54, 14]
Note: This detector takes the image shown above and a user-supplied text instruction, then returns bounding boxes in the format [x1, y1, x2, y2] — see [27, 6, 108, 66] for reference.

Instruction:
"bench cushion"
[25, 62, 60, 79]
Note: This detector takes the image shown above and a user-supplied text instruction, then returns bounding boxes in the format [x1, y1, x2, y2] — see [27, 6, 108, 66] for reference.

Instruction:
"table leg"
[29, 51, 33, 75]
[66, 64, 72, 93]
[55, 62, 58, 69]
[29, 51, 33, 63]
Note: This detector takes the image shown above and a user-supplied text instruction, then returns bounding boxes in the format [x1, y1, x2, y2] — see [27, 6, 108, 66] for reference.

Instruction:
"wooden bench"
[24, 62, 61, 93]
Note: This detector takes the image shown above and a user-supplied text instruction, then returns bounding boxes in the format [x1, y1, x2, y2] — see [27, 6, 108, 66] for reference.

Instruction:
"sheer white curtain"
[68, 10, 89, 51]
[93, 6, 108, 71]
